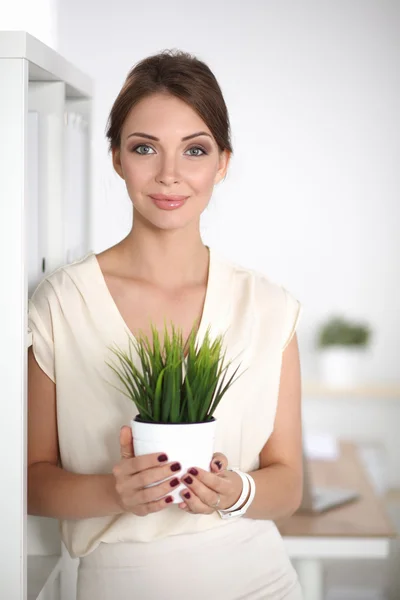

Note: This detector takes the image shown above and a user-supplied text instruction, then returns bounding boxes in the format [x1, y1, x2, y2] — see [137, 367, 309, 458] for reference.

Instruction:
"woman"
[28, 49, 303, 599]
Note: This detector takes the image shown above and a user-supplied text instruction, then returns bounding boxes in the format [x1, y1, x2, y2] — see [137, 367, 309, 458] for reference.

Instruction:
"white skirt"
[77, 518, 302, 600]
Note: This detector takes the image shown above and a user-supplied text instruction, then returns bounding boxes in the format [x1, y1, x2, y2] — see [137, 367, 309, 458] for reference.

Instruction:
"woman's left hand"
[178, 452, 243, 514]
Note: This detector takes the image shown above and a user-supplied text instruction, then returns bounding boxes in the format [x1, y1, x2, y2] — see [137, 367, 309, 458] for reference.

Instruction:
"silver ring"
[211, 493, 221, 509]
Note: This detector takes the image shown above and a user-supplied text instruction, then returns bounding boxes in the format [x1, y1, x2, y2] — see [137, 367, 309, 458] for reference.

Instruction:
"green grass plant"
[106, 323, 242, 424]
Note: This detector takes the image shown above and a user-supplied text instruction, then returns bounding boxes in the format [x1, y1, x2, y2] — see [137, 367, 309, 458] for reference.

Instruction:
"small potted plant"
[106, 323, 242, 503]
[316, 315, 372, 387]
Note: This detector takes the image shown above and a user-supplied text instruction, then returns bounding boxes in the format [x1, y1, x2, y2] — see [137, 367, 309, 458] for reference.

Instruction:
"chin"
[134, 203, 205, 231]
[134, 211, 196, 232]
[153, 217, 198, 232]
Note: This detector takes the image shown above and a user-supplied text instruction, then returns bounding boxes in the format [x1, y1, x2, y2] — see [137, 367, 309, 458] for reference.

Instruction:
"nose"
[155, 154, 180, 185]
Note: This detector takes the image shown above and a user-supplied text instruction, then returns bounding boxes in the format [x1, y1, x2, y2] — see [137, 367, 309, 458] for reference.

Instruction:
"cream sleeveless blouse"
[28, 248, 302, 559]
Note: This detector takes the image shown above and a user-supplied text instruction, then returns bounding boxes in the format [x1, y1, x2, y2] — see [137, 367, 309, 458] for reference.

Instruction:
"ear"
[112, 147, 125, 180]
[214, 150, 231, 185]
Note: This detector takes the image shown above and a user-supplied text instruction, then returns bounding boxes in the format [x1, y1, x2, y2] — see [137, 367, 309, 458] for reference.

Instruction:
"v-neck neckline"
[89, 246, 216, 351]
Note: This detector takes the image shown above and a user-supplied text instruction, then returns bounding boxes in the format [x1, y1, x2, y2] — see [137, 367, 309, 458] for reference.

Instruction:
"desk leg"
[296, 559, 324, 600]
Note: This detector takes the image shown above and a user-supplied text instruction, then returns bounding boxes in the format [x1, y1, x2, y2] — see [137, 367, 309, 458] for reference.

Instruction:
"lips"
[149, 194, 188, 201]
[150, 194, 188, 211]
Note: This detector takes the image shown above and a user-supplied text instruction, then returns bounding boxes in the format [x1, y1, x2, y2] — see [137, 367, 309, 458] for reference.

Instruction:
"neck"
[118, 221, 209, 290]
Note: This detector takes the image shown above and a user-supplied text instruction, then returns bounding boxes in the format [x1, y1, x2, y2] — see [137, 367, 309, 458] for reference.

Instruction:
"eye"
[132, 144, 155, 155]
[185, 146, 207, 157]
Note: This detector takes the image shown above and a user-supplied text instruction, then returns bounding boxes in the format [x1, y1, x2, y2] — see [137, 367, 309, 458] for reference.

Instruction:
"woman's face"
[113, 92, 230, 231]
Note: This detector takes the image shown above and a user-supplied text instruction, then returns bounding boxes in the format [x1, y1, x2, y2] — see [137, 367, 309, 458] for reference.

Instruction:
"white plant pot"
[131, 417, 217, 504]
[318, 346, 368, 387]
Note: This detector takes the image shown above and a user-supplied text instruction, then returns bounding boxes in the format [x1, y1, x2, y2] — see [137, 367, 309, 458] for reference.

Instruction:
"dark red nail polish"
[215, 461, 222, 470]
[165, 496, 173, 503]
[158, 454, 168, 462]
[170, 478, 179, 487]
[184, 476, 193, 485]
[171, 462, 181, 472]
[184, 492, 191, 499]
[189, 468, 198, 476]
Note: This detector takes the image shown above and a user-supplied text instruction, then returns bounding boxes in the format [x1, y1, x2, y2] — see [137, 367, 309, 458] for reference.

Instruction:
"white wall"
[0, 0, 58, 48]
[56, 0, 400, 387]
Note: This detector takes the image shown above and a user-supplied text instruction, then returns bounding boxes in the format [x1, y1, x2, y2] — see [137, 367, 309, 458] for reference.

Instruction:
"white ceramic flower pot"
[318, 346, 368, 387]
[131, 417, 217, 504]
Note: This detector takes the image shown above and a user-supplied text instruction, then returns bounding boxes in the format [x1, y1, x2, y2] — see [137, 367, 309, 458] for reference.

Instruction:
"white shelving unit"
[27, 556, 61, 600]
[302, 379, 400, 491]
[0, 31, 92, 600]
[302, 380, 400, 399]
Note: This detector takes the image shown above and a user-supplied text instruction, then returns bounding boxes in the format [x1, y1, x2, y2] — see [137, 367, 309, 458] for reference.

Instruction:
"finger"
[181, 468, 225, 507]
[115, 466, 183, 511]
[134, 472, 183, 504]
[116, 456, 181, 482]
[135, 494, 176, 516]
[210, 452, 228, 473]
[184, 467, 226, 493]
[179, 488, 213, 514]
[120, 426, 135, 459]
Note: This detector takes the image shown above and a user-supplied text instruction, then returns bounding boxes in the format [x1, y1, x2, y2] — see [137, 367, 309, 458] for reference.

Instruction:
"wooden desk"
[278, 442, 396, 600]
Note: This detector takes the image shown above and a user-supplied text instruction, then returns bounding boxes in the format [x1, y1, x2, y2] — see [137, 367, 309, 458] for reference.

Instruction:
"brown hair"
[105, 49, 233, 155]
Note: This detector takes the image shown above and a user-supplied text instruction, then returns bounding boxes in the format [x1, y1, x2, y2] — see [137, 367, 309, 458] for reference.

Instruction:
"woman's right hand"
[112, 426, 181, 517]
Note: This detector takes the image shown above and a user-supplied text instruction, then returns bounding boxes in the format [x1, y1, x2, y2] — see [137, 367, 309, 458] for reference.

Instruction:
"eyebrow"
[126, 131, 212, 142]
